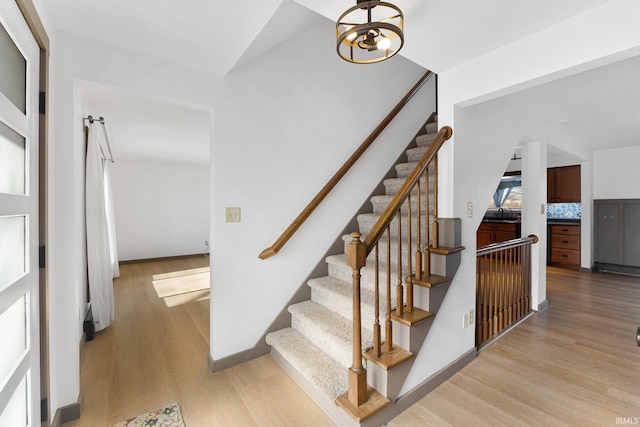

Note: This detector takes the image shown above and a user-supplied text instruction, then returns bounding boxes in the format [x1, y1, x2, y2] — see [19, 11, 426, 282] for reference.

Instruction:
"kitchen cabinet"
[550, 224, 580, 270]
[477, 222, 520, 247]
[595, 199, 640, 269]
[547, 165, 581, 203]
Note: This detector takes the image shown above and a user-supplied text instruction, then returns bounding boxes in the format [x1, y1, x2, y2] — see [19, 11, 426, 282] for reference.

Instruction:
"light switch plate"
[225, 207, 241, 223]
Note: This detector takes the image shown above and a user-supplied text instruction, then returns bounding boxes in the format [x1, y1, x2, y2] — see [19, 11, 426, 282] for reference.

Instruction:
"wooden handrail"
[259, 70, 434, 260]
[363, 126, 453, 254]
[477, 234, 539, 255]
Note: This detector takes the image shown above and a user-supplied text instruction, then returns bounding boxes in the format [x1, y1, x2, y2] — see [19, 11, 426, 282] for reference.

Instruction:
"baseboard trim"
[118, 253, 208, 265]
[538, 299, 549, 312]
[208, 350, 252, 373]
[50, 395, 82, 427]
[593, 262, 640, 276]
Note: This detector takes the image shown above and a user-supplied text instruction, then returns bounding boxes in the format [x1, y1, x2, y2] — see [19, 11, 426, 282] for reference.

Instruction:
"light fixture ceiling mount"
[336, 0, 404, 64]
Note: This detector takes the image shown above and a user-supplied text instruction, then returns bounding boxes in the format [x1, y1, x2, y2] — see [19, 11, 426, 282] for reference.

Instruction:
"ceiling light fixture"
[336, 0, 404, 64]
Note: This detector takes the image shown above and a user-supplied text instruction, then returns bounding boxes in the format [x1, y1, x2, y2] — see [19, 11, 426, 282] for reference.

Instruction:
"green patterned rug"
[113, 403, 185, 427]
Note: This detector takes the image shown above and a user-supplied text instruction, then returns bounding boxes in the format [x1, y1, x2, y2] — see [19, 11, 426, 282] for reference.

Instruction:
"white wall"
[110, 160, 209, 261]
[405, 0, 640, 394]
[593, 145, 640, 199]
[210, 19, 430, 359]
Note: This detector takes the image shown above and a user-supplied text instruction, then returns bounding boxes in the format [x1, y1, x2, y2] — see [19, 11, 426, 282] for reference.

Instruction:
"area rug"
[113, 402, 185, 427]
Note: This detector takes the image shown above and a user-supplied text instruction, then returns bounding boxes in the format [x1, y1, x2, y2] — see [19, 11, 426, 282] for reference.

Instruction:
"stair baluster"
[395, 214, 403, 318]
[476, 235, 538, 348]
[385, 227, 393, 353]
[423, 164, 431, 277]
[415, 180, 423, 281]
[432, 154, 439, 249]
[373, 244, 381, 358]
[406, 194, 414, 312]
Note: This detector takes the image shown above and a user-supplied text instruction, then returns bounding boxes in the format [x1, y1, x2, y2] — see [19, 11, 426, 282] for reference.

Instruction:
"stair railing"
[476, 235, 538, 348]
[259, 70, 434, 260]
[343, 125, 453, 408]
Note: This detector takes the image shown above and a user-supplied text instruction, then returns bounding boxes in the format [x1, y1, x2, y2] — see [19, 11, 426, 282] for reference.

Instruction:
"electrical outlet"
[204, 240, 209, 246]
[467, 202, 473, 218]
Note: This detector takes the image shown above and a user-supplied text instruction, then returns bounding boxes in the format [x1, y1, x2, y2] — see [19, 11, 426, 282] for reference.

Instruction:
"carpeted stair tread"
[406, 146, 430, 163]
[395, 162, 436, 178]
[415, 132, 437, 147]
[425, 121, 438, 134]
[370, 194, 434, 215]
[384, 176, 434, 195]
[308, 276, 396, 325]
[356, 212, 433, 239]
[266, 328, 347, 401]
[289, 300, 373, 366]
[326, 254, 407, 289]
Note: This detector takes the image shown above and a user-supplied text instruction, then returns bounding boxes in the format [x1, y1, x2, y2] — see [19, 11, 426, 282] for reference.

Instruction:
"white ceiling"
[47, 0, 612, 75]
[47, 0, 640, 165]
[505, 54, 640, 159]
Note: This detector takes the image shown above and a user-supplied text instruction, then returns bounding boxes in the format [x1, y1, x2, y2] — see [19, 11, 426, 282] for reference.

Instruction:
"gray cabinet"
[595, 200, 640, 268]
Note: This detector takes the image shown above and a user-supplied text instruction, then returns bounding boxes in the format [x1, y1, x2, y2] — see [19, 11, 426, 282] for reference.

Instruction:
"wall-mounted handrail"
[259, 70, 434, 260]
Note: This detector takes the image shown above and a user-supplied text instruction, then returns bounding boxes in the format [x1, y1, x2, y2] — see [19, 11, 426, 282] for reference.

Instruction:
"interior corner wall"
[110, 160, 209, 261]
[593, 145, 640, 199]
[49, 31, 218, 414]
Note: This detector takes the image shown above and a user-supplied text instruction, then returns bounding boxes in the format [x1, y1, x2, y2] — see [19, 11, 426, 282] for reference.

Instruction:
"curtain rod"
[83, 115, 115, 163]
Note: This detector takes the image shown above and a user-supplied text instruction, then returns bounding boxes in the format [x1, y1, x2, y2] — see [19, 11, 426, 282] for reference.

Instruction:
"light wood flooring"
[66, 260, 640, 426]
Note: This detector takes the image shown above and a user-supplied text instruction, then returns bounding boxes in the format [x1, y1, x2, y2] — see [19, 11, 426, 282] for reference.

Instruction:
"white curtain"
[86, 125, 118, 332]
[104, 162, 120, 278]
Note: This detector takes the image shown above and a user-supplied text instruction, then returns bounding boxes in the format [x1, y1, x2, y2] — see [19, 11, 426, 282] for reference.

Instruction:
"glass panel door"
[0, 1, 40, 425]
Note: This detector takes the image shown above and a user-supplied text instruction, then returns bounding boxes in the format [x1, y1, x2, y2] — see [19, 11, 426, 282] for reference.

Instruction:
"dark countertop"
[547, 218, 581, 225]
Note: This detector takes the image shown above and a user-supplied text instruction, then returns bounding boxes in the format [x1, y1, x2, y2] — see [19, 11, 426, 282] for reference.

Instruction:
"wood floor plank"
[391, 267, 640, 426]
[67, 261, 640, 426]
[66, 256, 334, 427]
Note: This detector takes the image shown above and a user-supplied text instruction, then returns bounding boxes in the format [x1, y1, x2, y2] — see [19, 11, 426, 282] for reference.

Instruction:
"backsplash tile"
[547, 203, 581, 219]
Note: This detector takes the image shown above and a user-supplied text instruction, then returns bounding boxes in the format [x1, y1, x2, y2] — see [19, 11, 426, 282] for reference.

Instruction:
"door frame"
[13, 1, 49, 425]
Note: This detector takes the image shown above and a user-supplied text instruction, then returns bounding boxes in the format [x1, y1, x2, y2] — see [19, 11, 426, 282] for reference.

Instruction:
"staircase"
[266, 115, 463, 426]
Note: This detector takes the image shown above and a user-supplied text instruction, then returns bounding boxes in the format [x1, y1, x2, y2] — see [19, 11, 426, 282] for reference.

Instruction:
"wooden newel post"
[346, 232, 368, 407]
